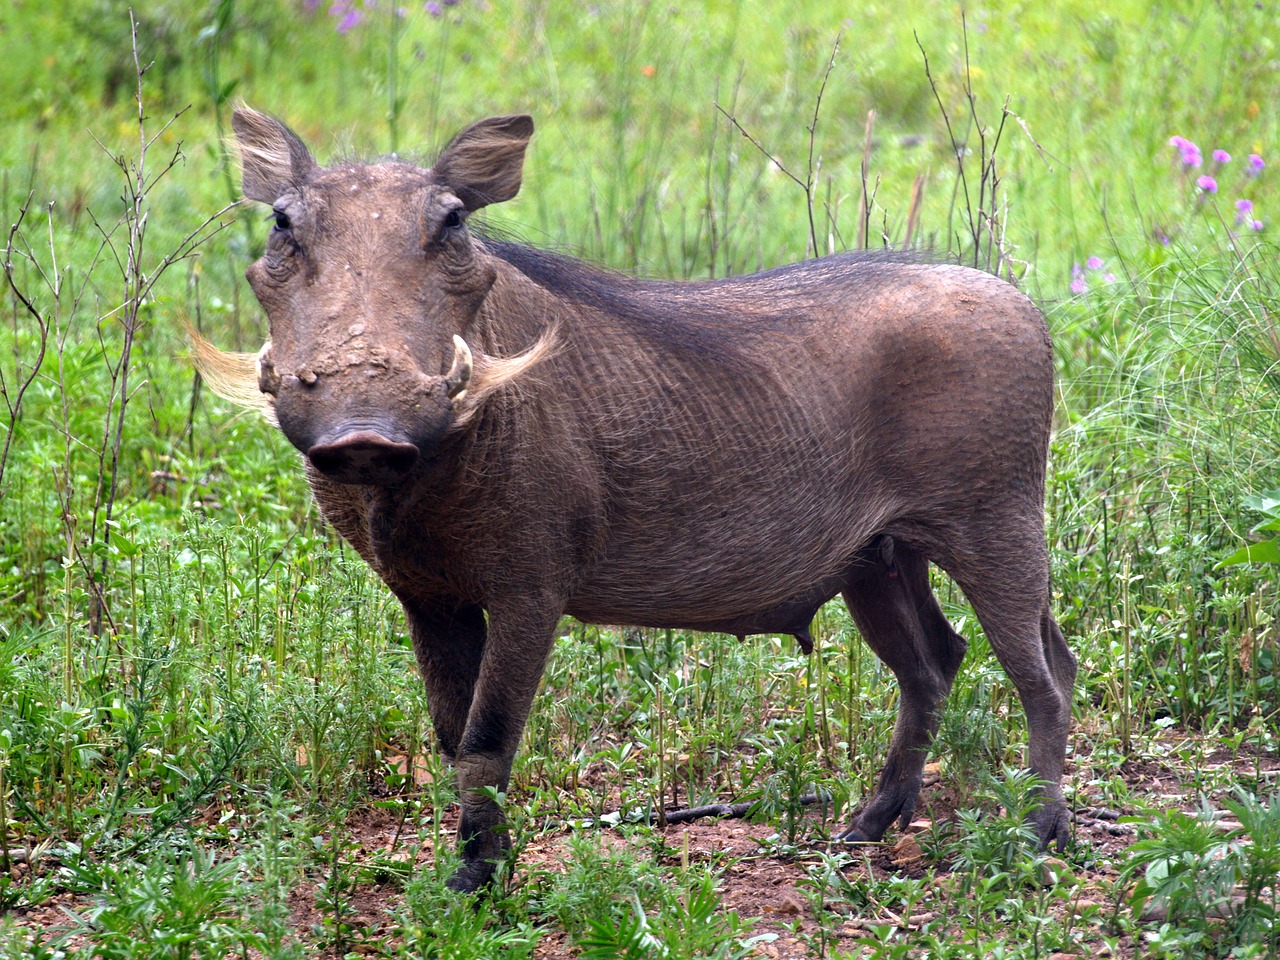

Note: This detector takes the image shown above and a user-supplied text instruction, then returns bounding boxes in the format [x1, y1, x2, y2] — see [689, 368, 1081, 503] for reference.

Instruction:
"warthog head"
[202, 108, 551, 485]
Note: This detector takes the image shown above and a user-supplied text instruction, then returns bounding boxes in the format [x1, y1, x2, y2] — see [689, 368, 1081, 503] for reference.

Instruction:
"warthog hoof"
[445, 859, 498, 894]
[836, 781, 920, 845]
[1032, 799, 1071, 853]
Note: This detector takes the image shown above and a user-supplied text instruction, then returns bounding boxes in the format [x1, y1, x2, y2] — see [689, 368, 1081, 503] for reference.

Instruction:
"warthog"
[197, 107, 1076, 892]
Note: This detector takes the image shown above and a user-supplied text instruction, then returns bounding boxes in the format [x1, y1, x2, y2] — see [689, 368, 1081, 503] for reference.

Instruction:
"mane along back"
[482, 240, 923, 369]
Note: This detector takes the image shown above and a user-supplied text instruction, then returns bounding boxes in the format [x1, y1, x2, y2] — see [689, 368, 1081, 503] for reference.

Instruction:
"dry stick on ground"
[582, 793, 833, 829]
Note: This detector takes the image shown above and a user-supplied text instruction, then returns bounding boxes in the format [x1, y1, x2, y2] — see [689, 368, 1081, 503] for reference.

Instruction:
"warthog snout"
[275, 336, 475, 483]
[306, 430, 420, 484]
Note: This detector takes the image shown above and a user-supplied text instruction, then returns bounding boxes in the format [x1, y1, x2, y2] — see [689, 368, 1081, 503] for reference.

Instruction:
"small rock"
[763, 896, 804, 917]
[1037, 856, 1075, 886]
[1069, 898, 1105, 917]
[891, 834, 924, 866]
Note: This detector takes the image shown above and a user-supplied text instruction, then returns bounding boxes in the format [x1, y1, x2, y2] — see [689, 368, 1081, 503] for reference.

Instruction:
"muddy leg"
[446, 596, 561, 893]
[838, 544, 967, 842]
[401, 598, 487, 759]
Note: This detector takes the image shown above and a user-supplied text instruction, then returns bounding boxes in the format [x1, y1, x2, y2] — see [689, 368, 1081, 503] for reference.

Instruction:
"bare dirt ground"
[7, 733, 1279, 958]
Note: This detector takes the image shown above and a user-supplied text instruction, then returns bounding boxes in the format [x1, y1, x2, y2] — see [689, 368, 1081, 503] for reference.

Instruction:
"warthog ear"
[433, 115, 534, 211]
[231, 106, 318, 204]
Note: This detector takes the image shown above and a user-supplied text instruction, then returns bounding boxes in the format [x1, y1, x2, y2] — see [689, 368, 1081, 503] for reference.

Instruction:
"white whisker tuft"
[187, 324, 278, 425]
[450, 325, 559, 428]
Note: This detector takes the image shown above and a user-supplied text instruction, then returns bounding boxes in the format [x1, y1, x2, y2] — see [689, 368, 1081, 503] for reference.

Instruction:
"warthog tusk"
[445, 335, 473, 400]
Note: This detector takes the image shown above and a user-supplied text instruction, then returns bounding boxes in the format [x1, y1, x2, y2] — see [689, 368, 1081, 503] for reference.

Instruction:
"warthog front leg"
[445, 596, 561, 893]
[402, 597, 487, 759]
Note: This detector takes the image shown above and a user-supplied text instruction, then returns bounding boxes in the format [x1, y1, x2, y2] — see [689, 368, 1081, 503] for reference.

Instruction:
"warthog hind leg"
[838, 542, 967, 843]
[940, 543, 1077, 852]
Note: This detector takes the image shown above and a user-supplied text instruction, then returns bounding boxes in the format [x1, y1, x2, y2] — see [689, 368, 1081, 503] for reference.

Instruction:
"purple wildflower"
[1197, 175, 1218, 194]
[426, 0, 441, 14]
[1212, 149, 1231, 165]
[1248, 154, 1266, 177]
[1103, 273, 1117, 283]
[1172, 137, 1203, 169]
[337, 8, 362, 31]
[1236, 198, 1255, 225]
[1086, 256, 1104, 270]
[304, 0, 324, 10]
[1070, 264, 1087, 295]
[1251, 219, 1265, 232]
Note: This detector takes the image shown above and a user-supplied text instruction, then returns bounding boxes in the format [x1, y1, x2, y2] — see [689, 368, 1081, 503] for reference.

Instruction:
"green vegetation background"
[1, 1, 1279, 957]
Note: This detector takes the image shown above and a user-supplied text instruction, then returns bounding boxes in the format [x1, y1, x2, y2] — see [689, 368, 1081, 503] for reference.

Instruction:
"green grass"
[2, 0, 1280, 956]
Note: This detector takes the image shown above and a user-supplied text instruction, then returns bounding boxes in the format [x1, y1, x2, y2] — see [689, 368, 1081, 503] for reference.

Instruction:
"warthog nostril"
[307, 430, 420, 484]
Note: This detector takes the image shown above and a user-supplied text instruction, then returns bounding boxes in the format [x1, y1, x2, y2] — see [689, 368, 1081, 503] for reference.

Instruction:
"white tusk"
[255, 340, 282, 395]
[444, 334, 473, 400]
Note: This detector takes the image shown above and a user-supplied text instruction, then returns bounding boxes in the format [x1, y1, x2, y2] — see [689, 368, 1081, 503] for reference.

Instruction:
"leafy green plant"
[1117, 791, 1280, 955]
[576, 871, 757, 960]
[1221, 789, 1280, 946]
[535, 831, 670, 942]
[1220, 490, 1280, 567]
[401, 870, 541, 960]
[66, 845, 246, 959]
[944, 768, 1053, 896]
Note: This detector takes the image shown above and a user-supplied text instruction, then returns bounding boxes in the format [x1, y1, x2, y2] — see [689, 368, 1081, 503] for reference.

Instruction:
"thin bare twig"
[903, 172, 926, 249]
[856, 109, 875, 250]
[804, 31, 842, 257]
[713, 102, 806, 191]
[580, 793, 832, 829]
[917, 30, 973, 258]
[50, 11, 239, 634]
[1, 193, 52, 492]
[715, 30, 843, 259]
[916, 17, 1023, 278]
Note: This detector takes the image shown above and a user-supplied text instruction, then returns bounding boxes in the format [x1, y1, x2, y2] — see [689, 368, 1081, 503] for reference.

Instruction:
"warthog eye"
[272, 210, 291, 231]
[443, 208, 465, 231]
